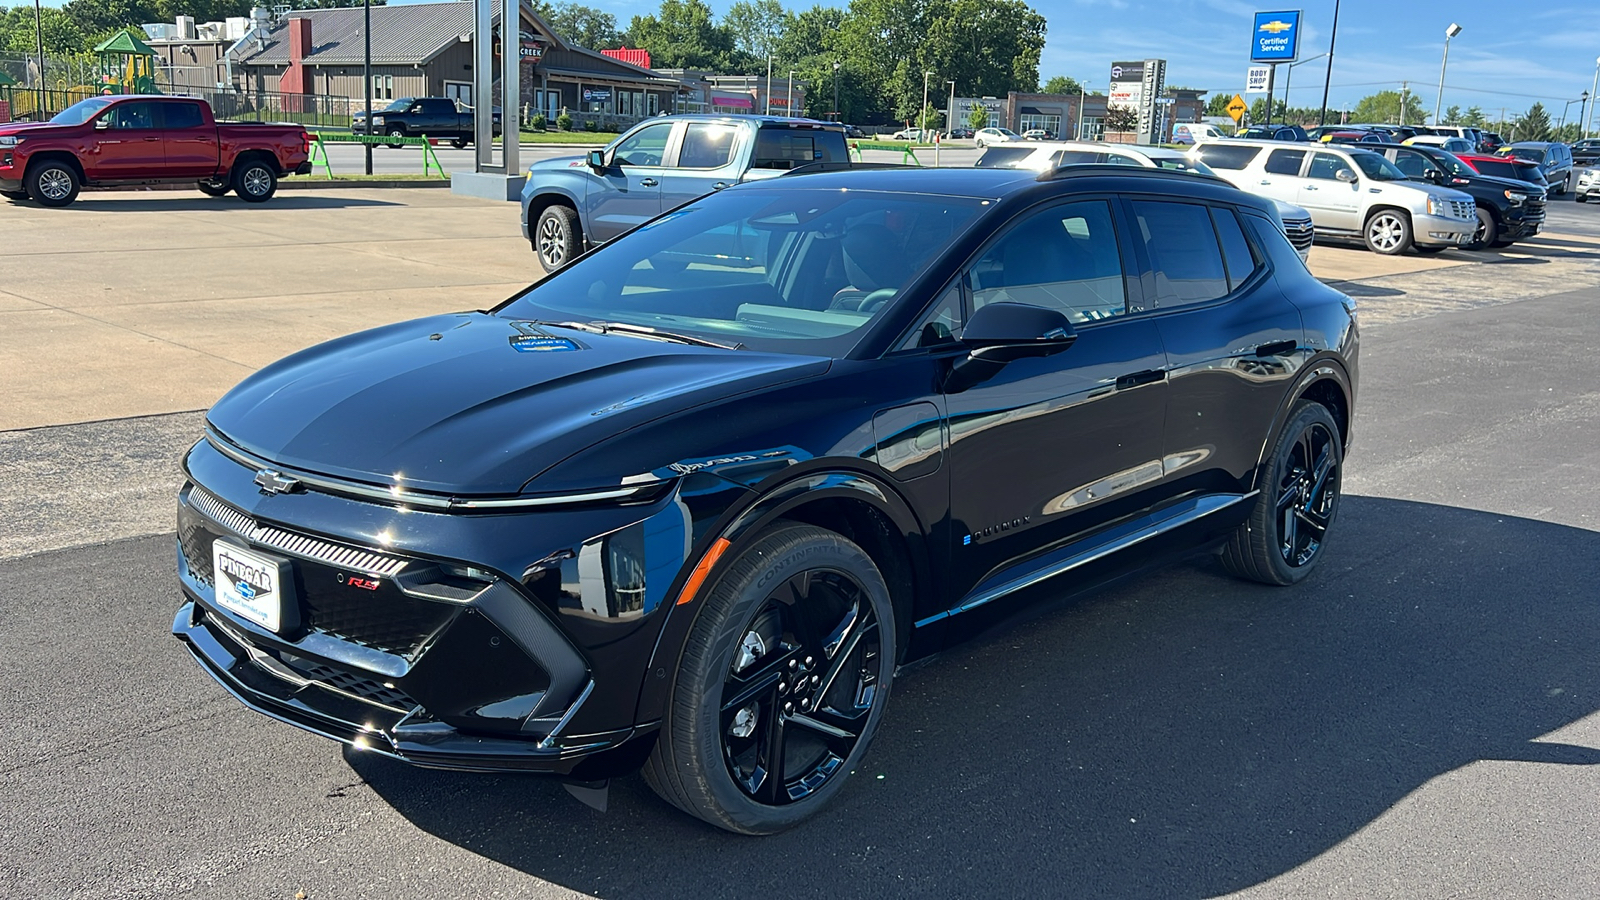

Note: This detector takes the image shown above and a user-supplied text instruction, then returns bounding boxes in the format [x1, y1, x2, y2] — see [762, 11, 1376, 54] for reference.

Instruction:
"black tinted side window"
[1130, 200, 1229, 309]
[754, 128, 845, 169]
[1264, 149, 1306, 175]
[969, 200, 1127, 323]
[162, 102, 204, 129]
[1194, 144, 1260, 170]
[1212, 208, 1260, 289]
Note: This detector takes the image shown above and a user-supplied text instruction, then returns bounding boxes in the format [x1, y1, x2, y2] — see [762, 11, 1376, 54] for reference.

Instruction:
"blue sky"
[57, 0, 1596, 121]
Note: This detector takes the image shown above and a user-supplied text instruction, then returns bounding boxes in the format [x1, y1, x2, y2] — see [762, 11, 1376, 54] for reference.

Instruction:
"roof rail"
[783, 161, 919, 177]
[1034, 163, 1230, 187]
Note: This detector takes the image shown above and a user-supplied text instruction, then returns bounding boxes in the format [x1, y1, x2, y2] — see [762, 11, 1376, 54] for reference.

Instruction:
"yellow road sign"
[1227, 94, 1249, 124]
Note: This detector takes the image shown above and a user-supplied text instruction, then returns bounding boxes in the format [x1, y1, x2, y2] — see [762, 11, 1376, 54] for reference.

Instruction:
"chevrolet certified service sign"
[1251, 10, 1302, 62]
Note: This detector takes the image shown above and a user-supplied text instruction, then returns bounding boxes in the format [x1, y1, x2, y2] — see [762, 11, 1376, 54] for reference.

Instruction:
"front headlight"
[1426, 197, 1445, 217]
[1503, 190, 1528, 205]
[0, 135, 18, 147]
[371, 115, 384, 126]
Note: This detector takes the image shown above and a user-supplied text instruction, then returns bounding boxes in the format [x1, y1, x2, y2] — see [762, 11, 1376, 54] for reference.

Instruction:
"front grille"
[183, 485, 453, 658]
[280, 653, 419, 711]
[1449, 199, 1474, 221]
[1283, 218, 1315, 252]
[1524, 197, 1546, 222]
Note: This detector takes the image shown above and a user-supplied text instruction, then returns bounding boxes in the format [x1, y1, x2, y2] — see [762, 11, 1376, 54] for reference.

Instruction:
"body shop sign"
[583, 88, 612, 103]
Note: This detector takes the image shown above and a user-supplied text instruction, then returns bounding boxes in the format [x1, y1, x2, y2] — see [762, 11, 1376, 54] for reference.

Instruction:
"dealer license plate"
[212, 540, 286, 632]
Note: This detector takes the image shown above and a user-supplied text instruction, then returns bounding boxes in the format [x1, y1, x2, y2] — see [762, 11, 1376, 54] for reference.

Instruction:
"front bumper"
[1412, 213, 1476, 247]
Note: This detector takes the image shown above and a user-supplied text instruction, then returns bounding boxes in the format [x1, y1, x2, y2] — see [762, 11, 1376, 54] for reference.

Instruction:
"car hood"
[528, 154, 591, 173]
[206, 313, 830, 496]
[0, 121, 73, 138]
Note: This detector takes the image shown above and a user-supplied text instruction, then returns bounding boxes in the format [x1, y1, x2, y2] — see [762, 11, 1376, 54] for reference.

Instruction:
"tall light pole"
[920, 69, 933, 136]
[1559, 93, 1587, 131]
[1282, 51, 1328, 122]
[785, 69, 794, 114]
[1589, 56, 1600, 138]
[1318, 0, 1340, 126]
[765, 56, 772, 115]
[946, 79, 955, 135]
[33, 0, 45, 114]
[363, 0, 372, 174]
[1434, 22, 1462, 125]
[832, 60, 840, 121]
[1077, 80, 1088, 139]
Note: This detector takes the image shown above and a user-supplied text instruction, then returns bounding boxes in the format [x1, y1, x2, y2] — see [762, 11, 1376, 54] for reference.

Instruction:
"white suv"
[974, 141, 1315, 262]
[1189, 140, 1477, 255]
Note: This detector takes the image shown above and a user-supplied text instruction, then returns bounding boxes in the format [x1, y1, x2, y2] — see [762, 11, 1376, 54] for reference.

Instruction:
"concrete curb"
[87, 179, 452, 193]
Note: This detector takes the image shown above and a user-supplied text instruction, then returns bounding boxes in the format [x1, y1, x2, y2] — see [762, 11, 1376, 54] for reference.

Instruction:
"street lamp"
[1281, 51, 1328, 122]
[1434, 22, 1462, 126]
[786, 69, 794, 115]
[765, 56, 773, 115]
[1318, 0, 1341, 126]
[921, 69, 933, 136]
[833, 60, 840, 122]
[1559, 93, 1588, 131]
[946, 79, 955, 135]
[33, 0, 45, 115]
[1589, 56, 1600, 138]
[1077, 80, 1088, 139]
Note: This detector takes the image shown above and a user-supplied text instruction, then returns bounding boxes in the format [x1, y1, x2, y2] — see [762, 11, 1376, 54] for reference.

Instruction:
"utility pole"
[921, 69, 933, 136]
[1399, 81, 1408, 126]
[785, 69, 794, 114]
[363, 0, 372, 174]
[765, 56, 772, 115]
[33, 0, 45, 115]
[1589, 56, 1600, 138]
[1077, 80, 1087, 139]
[1318, 0, 1340, 126]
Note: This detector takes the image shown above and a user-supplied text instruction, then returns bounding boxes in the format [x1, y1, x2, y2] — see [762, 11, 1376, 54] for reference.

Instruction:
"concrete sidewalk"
[0, 186, 1579, 432]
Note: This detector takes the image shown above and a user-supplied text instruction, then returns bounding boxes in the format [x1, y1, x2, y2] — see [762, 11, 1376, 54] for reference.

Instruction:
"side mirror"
[586, 149, 607, 171]
[1423, 168, 1445, 183]
[1335, 168, 1358, 183]
[961, 302, 1077, 363]
[94, 118, 110, 131]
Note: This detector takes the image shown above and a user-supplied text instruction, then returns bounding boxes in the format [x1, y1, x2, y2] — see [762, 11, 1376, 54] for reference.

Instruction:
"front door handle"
[712, 181, 730, 190]
[1303, 185, 1318, 190]
[1255, 340, 1297, 357]
[639, 177, 658, 187]
[1115, 369, 1166, 389]
[143, 136, 160, 142]
[1259, 180, 1272, 185]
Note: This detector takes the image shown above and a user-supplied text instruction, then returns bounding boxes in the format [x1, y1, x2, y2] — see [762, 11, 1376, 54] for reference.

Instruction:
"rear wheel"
[643, 523, 896, 834]
[1222, 401, 1343, 586]
[450, 137, 468, 149]
[1363, 209, 1411, 255]
[197, 179, 231, 197]
[25, 160, 80, 207]
[231, 158, 278, 203]
[533, 204, 583, 270]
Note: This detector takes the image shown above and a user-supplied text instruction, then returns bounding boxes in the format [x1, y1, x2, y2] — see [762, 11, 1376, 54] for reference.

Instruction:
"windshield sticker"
[510, 336, 579, 353]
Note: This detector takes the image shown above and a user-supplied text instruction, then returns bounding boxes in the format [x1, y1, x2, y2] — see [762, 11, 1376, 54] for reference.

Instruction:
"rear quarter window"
[753, 127, 846, 169]
[975, 146, 1039, 168]
[1193, 144, 1261, 170]
[162, 101, 204, 129]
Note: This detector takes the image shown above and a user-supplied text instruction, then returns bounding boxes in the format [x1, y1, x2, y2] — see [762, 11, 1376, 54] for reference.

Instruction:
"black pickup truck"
[351, 98, 502, 148]
[1372, 143, 1545, 250]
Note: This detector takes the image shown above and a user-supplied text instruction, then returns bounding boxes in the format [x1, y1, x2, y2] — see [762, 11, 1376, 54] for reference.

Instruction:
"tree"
[722, 0, 787, 62]
[967, 103, 988, 130]
[1248, 97, 1285, 123]
[1463, 105, 1487, 128]
[3, 6, 87, 56]
[1206, 93, 1233, 117]
[1103, 105, 1136, 132]
[623, 0, 746, 71]
[1443, 104, 1461, 126]
[533, 2, 619, 49]
[1513, 102, 1552, 142]
[1041, 74, 1080, 96]
[1350, 90, 1427, 126]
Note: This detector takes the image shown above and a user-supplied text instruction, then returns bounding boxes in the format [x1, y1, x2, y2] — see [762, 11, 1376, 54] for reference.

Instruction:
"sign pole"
[1265, 64, 1276, 125]
[1318, 0, 1339, 127]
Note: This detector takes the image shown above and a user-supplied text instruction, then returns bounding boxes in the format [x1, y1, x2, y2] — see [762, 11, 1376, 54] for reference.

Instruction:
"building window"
[372, 75, 393, 101]
[1019, 113, 1061, 137]
[1079, 116, 1104, 140]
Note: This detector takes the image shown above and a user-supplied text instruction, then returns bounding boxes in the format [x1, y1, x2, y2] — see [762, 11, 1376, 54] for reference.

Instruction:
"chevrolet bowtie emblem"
[254, 468, 302, 494]
[1259, 19, 1293, 33]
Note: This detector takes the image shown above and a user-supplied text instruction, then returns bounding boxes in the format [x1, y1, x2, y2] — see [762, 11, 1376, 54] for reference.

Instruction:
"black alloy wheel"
[1469, 207, 1497, 250]
[644, 523, 895, 834]
[1223, 401, 1343, 585]
[197, 179, 231, 197]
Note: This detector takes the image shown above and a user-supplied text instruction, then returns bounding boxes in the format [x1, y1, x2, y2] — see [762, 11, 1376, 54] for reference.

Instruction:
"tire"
[25, 160, 80, 207]
[231, 157, 278, 203]
[387, 127, 406, 149]
[196, 179, 231, 197]
[643, 523, 896, 835]
[450, 137, 468, 149]
[1467, 207, 1497, 250]
[533, 204, 583, 270]
[1576, 194, 1587, 204]
[1222, 401, 1343, 586]
[1362, 209, 1411, 255]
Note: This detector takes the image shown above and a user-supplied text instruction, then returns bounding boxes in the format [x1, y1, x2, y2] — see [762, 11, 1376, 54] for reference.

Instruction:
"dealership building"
[951, 83, 1206, 142]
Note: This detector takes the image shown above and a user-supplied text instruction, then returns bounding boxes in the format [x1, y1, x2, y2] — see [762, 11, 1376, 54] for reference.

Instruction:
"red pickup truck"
[0, 95, 311, 207]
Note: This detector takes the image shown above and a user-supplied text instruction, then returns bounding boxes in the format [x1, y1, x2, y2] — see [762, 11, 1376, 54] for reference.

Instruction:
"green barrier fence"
[848, 141, 922, 166]
[305, 132, 447, 178]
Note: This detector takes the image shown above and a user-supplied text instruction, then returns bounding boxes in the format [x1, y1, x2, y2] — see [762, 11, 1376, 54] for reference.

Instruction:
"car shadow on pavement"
[30, 195, 403, 213]
[350, 496, 1600, 899]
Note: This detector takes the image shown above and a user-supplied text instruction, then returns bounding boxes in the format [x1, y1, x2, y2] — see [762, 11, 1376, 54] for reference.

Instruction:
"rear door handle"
[1115, 369, 1166, 389]
[1259, 180, 1272, 185]
[639, 177, 658, 187]
[1303, 185, 1317, 191]
[1255, 340, 1297, 357]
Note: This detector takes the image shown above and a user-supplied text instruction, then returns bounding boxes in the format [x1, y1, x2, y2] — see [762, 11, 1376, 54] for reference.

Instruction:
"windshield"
[1431, 151, 1473, 177]
[384, 98, 412, 112]
[1148, 156, 1216, 175]
[497, 188, 986, 356]
[50, 97, 115, 126]
[997, 128, 1019, 136]
[1350, 151, 1408, 181]
[1504, 147, 1546, 163]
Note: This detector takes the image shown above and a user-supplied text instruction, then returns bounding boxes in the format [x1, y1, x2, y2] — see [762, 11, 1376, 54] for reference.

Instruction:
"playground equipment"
[92, 31, 161, 96]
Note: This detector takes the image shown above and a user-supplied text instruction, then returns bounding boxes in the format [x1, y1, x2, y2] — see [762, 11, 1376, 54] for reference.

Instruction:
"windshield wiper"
[551, 320, 744, 351]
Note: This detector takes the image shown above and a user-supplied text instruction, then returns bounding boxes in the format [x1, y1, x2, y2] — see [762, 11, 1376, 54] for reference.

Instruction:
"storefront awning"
[1020, 106, 1045, 115]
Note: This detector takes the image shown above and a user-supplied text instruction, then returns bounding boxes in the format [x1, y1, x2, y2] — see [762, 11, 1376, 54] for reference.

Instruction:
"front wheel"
[25, 161, 80, 207]
[533, 204, 583, 270]
[450, 137, 468, 149]
[1222, 401, 1343, 586]
[1467, 207, 1497, 250]
[197, 179, 230, 197]
[1363, 209, 1411, 255]
[1576, 194, 1588, 204]
[643, 523, 896, 834]
[387, 127, 406, 149]
[231, 159, 278, 203]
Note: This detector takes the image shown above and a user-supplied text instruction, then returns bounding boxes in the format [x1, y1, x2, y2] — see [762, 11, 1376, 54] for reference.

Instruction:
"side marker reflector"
[676, 538, 731, 605]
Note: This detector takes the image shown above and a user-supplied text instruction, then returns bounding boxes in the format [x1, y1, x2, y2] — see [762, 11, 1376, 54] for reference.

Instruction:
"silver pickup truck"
[521, 114, 849, 269]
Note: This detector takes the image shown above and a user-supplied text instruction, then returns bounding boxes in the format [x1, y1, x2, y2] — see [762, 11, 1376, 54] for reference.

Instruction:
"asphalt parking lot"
[3, 187, 1599, 899]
